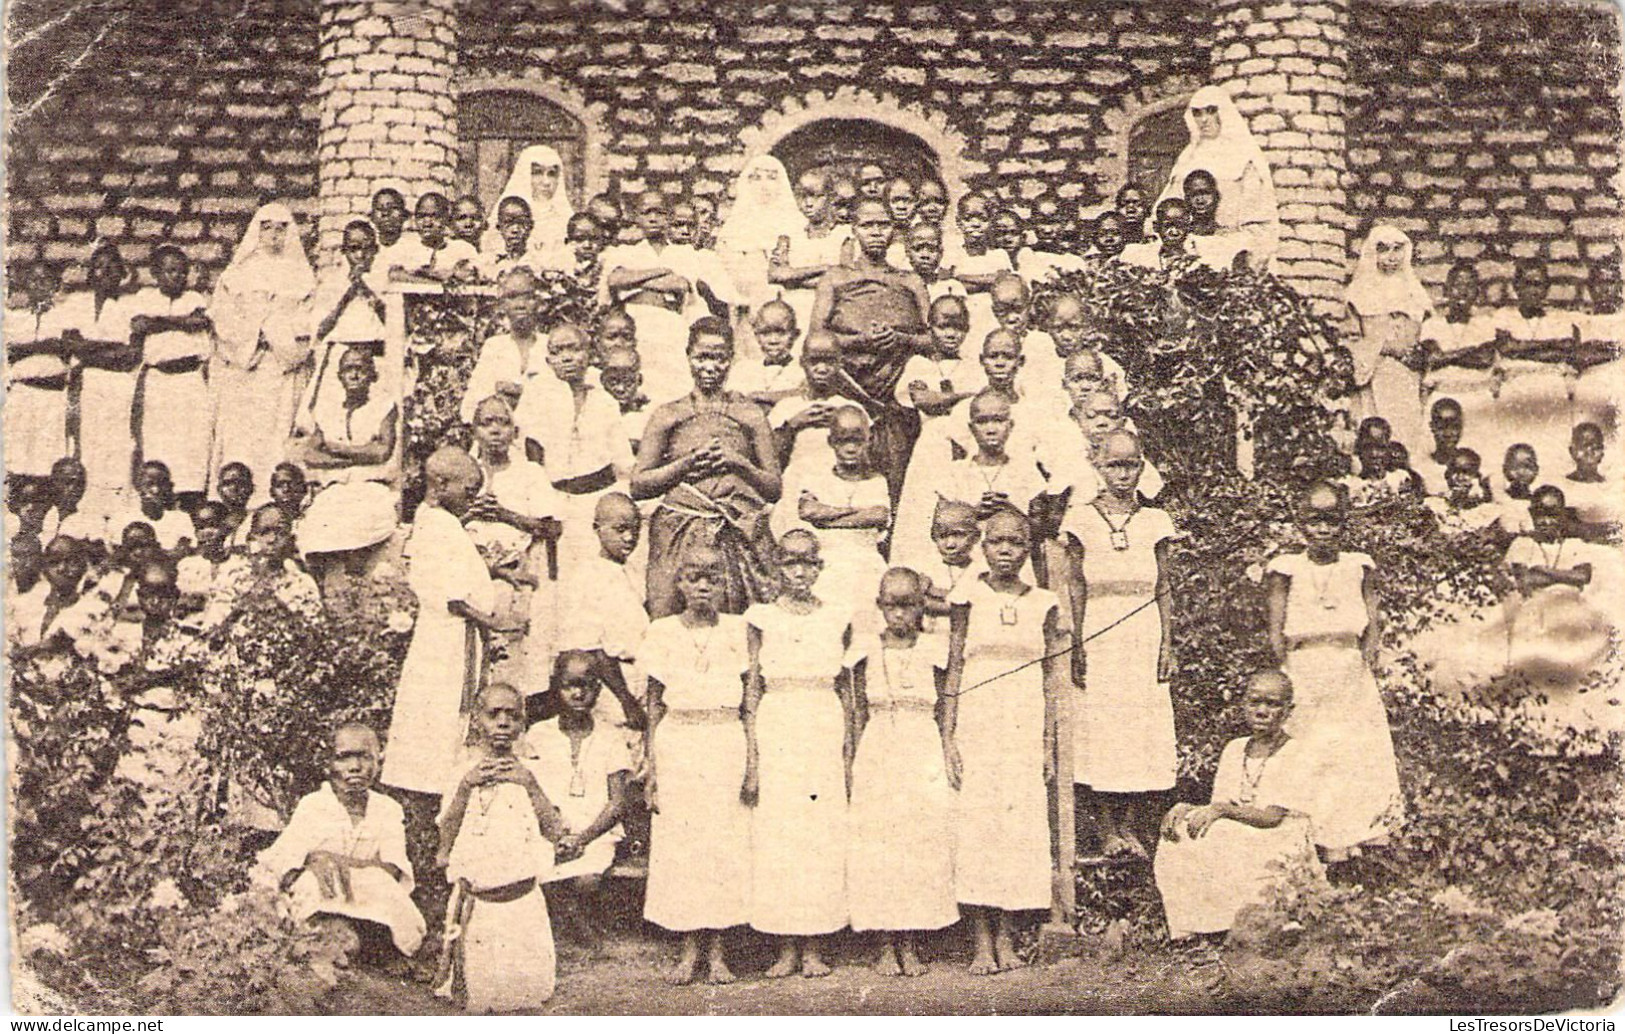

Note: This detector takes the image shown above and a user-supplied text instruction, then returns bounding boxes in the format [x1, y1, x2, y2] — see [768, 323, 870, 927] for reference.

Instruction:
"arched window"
[1126, 103, 1190, 198]
[771, 118, 943, 195]
[456, 90, 587, 212]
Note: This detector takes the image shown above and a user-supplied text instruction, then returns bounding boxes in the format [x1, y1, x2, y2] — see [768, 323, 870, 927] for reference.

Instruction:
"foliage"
[400, 273, 596, 515]
[180, 578, 410, 823]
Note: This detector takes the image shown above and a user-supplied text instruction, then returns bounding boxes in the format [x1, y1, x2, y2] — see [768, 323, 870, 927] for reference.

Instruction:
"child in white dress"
[947, 509, 1066, 974]
[783, 406, 890, 615]
[1061, 430, 1180, 860]
[643, 546, 752, 985]
[848, 569, 960, 976]
[382, 448, 516, 799]
[1155, 672, 1323, 941]
[1265, 482, 1403, 861]
[435, 685, 565, 1013]
[744, 529, 854, 978]
[526, 651, 631, 941]
[257, 725, 426, 958]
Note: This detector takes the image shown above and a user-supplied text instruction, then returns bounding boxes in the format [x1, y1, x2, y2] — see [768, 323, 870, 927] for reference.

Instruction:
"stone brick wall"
[316, 0, 458, 264]
[5, 0, 1619, 298]
[458, 0, 1215, 207]
[6, 1, 321, 287]
[1346, 0, 1623, 305]
[1211, 0, 1351, 312]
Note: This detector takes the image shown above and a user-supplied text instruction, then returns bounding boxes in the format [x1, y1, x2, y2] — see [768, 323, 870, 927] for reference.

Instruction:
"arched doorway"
[456, 89, 588, 212]
[770, 118, 944, 193]
[1127, 103, 1190, 197]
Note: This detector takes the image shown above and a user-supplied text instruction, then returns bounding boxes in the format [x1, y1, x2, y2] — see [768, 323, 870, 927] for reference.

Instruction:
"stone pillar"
[315, 1, 458, 267]
[1209, 0, 1350, 316]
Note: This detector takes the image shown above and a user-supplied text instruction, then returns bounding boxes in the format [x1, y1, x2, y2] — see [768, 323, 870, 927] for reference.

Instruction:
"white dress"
[642, 613, 753, 931]
[295, 390, 399, 555]
[1575, 309, 1624, 434]
[382, 507, 496, 796]
[255, 785, 426, 955]
[524, 719, 630, 882]
[56, 291, 137, 516]
[1266, 551, 1402, 852]
[1419, 310, 1499, 445]
[1505, 535, 1617, 689]
[468, 458, 564, 700]
[1489, 307, 1583, 467]
[439, 754, 556, 1012]
[780, 467, 890, 616]
[1066, 504, 1179, 792]
[847, 632, 959, 932]
[746, 601, 852, 935]
[125, 287, 214, 494]
[950, 577, 1057, 911]
[1154, 736, 1323, 938]
[4, 302, 70, 477]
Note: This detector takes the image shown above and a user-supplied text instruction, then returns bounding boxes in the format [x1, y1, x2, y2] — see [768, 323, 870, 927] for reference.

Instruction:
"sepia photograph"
[2, 0, 1622, 1017]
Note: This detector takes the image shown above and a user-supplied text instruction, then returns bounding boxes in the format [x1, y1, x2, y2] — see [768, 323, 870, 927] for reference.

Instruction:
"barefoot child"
[1063, 431, 1180, 859]
[382, 448, 517, 800]
[744, 529, 855, 978]
[257, 724, 426, 959]
[1265, 482, 1403, 862]
[436, 685, 566, 1013]
[1154, 671, 1323, 941]
[848, 568, 960, 976]
[527, 651, 632, 941]
[643, 546, 752, 984]
[948, 509, 1066, 973]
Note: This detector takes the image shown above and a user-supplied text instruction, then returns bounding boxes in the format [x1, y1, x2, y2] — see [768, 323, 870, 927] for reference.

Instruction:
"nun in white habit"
[209, 202, 316, 499]
[1159, 84, 1281, 271]
[481, 144, 575, 260]
[1343, 225, 1435, 453]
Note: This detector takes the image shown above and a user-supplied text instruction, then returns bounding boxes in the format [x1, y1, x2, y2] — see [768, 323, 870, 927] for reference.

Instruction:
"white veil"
[487, 144, 575, 255]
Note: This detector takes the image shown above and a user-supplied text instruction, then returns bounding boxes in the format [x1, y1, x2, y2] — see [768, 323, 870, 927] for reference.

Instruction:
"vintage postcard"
[4, 0, 1622, 1017]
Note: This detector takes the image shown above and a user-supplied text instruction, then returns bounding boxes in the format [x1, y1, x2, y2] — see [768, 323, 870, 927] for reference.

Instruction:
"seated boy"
[110, 461, 194, 555]
[526, 651, 632, 941]
[256, 724, 426, 961]
[435, 684, 565, 1013]
[1562, 423, 1620, 540]
[387, 193, 478, 284]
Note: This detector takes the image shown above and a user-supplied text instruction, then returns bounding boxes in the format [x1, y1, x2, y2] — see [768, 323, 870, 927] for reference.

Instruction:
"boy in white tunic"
[382, 449, 515, 800]
[257, 725, 426, 959]
[436, 685, 565, 1013]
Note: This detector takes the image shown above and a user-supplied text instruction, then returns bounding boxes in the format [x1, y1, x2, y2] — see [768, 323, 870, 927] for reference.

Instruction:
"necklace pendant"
[1000, 600, 1020, 626]
[1110, 529, 1130, 551]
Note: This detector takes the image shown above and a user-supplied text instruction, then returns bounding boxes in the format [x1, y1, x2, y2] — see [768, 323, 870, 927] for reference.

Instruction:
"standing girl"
[57, 242, 138, 520]
[948, 509, 1066, 974]
[848, 568, 960, 977]
[1265, 482, 1403, 862]
[744, 529, 854, 978]
[1063, 430, 1180, 860]
[642, 546, 752, 985]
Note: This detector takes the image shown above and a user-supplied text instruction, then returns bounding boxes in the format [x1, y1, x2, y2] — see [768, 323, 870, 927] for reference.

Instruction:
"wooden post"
[1039, 537, 1079, 948]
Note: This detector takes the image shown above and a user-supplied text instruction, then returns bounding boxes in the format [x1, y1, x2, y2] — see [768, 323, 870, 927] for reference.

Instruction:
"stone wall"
[316, 0, 458, 265]
[458, 0, 1215, 206]
[1346, 0, 1623, 305]
[6, 1, 321, 287]
[5, 0, 1620, 298]
[1210, 0, 1351, 312]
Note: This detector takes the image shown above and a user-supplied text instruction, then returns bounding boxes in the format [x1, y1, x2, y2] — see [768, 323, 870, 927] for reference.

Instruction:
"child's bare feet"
[969, 912, 999, 974]
[765, 940, 799, 979]
[705, 935, 735, 984]
[994, 917, 1026, 972]
[874, 940, 902, 977]
[899, 942, 928, 977]
[800, 945, 831, 979]
[666, 935, 702, 985]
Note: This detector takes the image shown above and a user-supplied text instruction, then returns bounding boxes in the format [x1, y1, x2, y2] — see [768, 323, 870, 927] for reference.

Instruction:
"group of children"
[7, 124, 1621, 1011]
